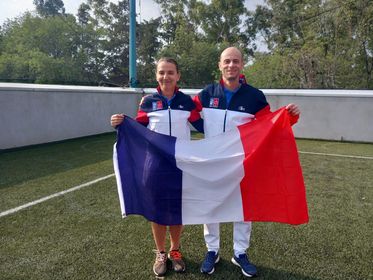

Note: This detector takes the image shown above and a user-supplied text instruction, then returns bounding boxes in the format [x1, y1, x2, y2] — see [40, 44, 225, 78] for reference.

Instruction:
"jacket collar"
[156, 86, 179, 96]
[219, 74, 247, 87]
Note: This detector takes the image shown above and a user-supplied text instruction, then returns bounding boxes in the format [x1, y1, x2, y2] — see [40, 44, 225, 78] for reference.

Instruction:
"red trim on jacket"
[218, 74, 247, 87]
[188, 107, 201, 122]
[193, 95, 203, 112]
[135, 110, 149, 126]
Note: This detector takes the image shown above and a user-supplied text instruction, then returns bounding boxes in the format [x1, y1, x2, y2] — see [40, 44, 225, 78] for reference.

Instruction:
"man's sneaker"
[168, 249, 186, 272]
[231, 254, 257, 277]
[200, 251, 220, 274]
[153, 250, 167, 276]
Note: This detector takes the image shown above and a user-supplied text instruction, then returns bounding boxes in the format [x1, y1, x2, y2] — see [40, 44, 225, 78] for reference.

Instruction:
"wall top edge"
[0, 83, 143, 94]
[1, 83, 373, 97]
[148, 88, 373, 97]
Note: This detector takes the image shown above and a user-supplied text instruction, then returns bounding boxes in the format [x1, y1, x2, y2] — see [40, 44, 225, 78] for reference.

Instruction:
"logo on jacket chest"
[152, 101, 163, 110]
[209, 98, 220, 108]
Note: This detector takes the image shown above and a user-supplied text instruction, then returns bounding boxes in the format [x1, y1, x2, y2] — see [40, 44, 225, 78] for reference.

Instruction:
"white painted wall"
[262, 90, 373, 142]
[0, 83, 143, 149]
[1, 83, 372, 150]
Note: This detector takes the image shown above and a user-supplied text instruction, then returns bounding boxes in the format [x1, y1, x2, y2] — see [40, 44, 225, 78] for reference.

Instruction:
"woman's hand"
[110, 114, 125, 127]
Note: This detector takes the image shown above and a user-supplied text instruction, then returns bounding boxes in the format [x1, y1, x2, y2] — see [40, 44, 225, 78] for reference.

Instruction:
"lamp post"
[129, 0, 137, 87]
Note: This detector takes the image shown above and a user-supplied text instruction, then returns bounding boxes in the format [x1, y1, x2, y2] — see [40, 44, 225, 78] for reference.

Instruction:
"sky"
[0, 0, 265, 25]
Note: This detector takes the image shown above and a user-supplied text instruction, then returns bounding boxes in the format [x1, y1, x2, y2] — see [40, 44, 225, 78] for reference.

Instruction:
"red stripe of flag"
[239, 108, 309, 225]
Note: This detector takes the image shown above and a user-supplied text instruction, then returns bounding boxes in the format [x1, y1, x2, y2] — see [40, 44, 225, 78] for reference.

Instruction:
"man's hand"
[110, 114, 125, 127]
[286, 103, 300, 116]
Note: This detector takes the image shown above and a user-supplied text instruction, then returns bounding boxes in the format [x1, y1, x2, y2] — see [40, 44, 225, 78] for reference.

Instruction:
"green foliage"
[153, 0, 253, 87]
[0, 0, 372, 88]
[160, 41, 220, 87]
[33, 0, 65, 17]
[244, 52, 299, 89]
[79, 0, 130, 86]
[0, 14, 96, 84]
[247, 0, 373, 89]
[137, 18, 161, 87]
[0, 0, 132, 85]
[190, 0, 248, 47]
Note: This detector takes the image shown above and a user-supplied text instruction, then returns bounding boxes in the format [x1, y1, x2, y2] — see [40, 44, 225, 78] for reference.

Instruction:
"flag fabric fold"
[113, 107, 309, 226]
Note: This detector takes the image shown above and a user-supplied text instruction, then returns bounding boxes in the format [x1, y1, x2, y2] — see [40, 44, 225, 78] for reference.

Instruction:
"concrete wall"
[263, 89, 373, 142]
[0, 83, 143, 149]
[1, 83, 372, 150]
[181, 88, 373, 143]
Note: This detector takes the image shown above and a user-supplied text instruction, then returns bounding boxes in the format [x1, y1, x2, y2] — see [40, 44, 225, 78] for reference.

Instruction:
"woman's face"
[156, 61, 180, 93]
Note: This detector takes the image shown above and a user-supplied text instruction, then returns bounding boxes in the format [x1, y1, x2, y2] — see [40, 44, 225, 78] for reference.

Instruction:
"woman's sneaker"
[168, 249, 186, 272]
[153, 250, 167, 276]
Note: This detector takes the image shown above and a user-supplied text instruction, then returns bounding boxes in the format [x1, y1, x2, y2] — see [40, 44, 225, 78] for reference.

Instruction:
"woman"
[110, 57, 203, 277]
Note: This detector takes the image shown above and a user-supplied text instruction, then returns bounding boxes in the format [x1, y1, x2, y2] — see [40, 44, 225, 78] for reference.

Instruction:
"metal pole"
[129, 0, 137, 87]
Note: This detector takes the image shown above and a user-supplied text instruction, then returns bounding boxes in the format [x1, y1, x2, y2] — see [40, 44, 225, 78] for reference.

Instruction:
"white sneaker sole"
[201, 255, 220, 274]
[231, 257, 255, 277]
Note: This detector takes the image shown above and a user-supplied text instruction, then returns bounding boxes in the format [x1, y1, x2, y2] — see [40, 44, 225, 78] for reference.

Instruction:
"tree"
[159, 41, 220, 88]
[190, 0, 249, 48]
[137, 18, 161, 87]
[77, 3, 91, 25]
[0, 13, 97, 84]
[79, 0, 130, 86]
[1, 0, 132, 86]
[154, 0, 249, 86]
[246, 0, 373, 89]
[244, 52, 299, 89]
[33, 0, 66, 17]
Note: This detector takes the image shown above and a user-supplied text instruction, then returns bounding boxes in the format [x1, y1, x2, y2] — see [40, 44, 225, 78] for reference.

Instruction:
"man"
[194, 47, 300, 277]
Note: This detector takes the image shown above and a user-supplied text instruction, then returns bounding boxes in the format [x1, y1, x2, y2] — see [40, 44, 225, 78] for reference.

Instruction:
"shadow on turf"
[159, 258, 320, 280]
[0, 133, 116, 189]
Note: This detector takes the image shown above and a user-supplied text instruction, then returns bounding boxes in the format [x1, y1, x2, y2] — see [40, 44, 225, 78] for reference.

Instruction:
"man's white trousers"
[203, 221, 252, 256]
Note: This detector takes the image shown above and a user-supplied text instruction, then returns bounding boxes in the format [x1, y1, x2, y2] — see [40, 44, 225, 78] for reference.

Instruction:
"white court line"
[1, 150, 372, 219]
[299, 151, 373, 160]
[0, 174, 115, 218]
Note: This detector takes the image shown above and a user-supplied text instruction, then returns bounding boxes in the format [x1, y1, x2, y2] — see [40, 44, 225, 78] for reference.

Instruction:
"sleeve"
[135, 96, 150, 127]
[253, 87, 299, 126]
[254, 104, 271, 118]
[254, 88, 271, 118]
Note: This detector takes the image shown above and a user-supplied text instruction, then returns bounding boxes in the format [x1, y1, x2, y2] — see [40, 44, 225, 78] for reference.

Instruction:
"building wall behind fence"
[1, 83, 372, 150]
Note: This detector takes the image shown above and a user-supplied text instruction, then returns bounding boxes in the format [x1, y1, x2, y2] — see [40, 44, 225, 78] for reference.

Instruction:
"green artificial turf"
[0, 134, 372, 279]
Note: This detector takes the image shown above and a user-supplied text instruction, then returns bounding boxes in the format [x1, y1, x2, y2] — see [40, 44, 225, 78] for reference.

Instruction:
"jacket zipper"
[223, 109, 227, 133]
[168, 105, 172, 136]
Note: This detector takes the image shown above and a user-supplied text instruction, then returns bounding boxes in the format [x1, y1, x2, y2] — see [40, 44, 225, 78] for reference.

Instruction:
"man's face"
[219, 48, 244, 82]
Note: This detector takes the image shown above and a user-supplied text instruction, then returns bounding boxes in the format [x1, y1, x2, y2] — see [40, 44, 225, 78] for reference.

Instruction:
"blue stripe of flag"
[116, 117, 183, 225]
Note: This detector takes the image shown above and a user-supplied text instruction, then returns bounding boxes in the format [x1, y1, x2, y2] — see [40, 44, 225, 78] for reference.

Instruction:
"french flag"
[113, 107, 309, 226]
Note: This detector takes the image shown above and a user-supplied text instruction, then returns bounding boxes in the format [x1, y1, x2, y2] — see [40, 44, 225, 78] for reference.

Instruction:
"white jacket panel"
[202, 108, 254, 138]
[147, 110, 191, 140]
